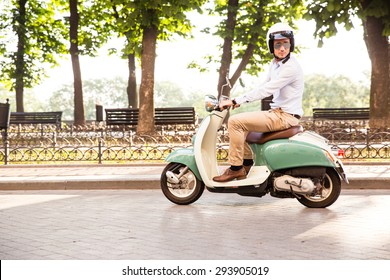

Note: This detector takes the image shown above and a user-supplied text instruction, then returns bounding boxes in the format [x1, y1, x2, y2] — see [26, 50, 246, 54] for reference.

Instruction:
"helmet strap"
[274, 53, 291, 64]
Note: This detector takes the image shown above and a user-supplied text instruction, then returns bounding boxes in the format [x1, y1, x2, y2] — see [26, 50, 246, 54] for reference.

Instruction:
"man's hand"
[219, 99, 240, 110]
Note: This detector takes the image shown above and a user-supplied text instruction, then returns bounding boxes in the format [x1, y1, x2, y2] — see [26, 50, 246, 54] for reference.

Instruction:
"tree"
[304, 0, 390, 129]
[68, 0, 85, 125]
[60, 0, 114, 125]
[109, 1, 141, 109]
[0, 0, 67, 112]
[110, 0, 206, 135]
[0, 0, 113, 123]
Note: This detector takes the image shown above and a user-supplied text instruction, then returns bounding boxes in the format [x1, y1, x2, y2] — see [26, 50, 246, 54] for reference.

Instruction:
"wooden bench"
[10, 111, 63, 129]
[105, 107, 196, 127]
[312, 107, 369, 121]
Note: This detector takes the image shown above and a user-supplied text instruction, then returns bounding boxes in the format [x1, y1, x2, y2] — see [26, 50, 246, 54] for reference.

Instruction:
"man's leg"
[213, 110, 295, 182]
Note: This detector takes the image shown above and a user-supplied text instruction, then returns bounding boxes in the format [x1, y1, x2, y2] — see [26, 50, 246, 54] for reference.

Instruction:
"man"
[213, 22, 304, 182]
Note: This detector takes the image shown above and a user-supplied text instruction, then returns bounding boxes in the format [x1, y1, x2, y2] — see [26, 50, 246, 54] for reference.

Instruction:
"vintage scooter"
[160, 95, 348, 208]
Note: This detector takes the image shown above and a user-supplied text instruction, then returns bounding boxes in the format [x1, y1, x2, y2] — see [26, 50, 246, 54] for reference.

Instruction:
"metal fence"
[1, 120, 390, 164]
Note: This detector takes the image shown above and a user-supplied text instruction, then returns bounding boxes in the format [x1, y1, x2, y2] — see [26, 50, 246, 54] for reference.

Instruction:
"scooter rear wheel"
[297, 168, 341, 208]
[161, 162, 205, 205]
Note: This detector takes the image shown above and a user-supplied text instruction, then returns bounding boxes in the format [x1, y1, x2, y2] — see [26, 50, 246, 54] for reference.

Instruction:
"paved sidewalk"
[0, 189, 389, 259]
[0, 164, 162, 190]
[1, 163, 390, 190]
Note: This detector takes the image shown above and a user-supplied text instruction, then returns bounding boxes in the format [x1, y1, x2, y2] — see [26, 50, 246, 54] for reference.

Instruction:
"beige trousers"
[227, 108, 300, 166]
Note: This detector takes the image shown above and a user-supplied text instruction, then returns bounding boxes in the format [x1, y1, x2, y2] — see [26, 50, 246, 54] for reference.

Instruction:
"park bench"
[312, 107, 369, 121]
[10, 111, 63, 129]
[105, 107, 197, 128]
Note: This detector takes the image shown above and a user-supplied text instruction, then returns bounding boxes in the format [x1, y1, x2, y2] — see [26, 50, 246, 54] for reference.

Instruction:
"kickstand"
[289, 185, 301, 199]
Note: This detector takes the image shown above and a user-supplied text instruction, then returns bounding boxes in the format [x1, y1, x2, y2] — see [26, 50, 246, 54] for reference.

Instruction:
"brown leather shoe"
[213, 167, 247, 182]
[244, 165, 252, 174]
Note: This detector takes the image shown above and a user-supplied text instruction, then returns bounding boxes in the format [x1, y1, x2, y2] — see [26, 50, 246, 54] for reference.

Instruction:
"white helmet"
[267, 22, 295, 54]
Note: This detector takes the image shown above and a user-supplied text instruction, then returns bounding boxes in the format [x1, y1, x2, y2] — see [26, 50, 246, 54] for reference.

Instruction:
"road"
[1, 188, 389, 260]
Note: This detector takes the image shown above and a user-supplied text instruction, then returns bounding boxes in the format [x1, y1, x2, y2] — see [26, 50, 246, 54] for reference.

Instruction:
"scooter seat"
[246, 125, 303, 144]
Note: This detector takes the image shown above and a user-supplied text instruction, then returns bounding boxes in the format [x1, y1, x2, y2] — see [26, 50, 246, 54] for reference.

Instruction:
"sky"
[34, 14, 371, 100]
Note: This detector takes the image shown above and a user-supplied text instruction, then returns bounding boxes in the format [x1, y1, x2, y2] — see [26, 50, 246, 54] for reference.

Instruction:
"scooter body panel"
[250, 139, 335, 172]
[194, 112, 224, 187]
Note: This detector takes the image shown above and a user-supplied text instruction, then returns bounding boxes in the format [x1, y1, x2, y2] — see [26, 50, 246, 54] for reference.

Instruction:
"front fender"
[165, 148, 201, 180]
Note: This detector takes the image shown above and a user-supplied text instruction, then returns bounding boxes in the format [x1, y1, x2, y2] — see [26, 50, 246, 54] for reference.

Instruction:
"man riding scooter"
[161, 22, 347, 207]
[213, 22, 304, 182]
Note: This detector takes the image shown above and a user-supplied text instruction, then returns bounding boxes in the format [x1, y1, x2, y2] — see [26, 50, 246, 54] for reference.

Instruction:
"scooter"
[160, 95, 348, 208]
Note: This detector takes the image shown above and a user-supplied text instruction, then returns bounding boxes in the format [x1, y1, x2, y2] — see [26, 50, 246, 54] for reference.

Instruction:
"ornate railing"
[1, 119, 390, 164]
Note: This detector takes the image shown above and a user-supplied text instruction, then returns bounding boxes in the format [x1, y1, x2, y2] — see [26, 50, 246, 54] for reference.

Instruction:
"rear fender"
[250, 139, 336, 171]
[165, 148, 201, 180]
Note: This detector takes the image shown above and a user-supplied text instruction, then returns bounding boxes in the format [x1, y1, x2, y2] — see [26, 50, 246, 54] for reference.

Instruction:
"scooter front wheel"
[161, 162, 205, 205]
[297, 168, 341, 208]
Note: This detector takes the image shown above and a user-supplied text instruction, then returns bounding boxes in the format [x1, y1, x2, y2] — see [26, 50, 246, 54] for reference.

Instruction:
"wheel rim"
[167, 167, 197, 198]
[303, 173, 333, 202]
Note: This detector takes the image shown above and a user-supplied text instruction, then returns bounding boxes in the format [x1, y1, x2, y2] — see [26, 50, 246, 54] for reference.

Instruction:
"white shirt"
[234, 55, 304, 116]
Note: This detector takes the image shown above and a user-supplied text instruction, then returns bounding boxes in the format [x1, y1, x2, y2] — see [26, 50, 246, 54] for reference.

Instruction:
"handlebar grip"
[215, 106, 222, 112]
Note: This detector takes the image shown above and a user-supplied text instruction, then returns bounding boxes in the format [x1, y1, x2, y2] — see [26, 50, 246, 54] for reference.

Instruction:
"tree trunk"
[69, 0, 86, 126]
[363, 12, 390, 129]
[230, 44, 255, 86]
[137, 24, 158, 135]
[112, 4, 138, 109]
[217, 0, 239, 98]
[15, 0, 27, 112]
[127, 53, 138, 108]
[218, 1, 264, 98]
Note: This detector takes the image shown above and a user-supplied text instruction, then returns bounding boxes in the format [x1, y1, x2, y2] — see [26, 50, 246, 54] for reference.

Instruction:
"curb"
[0, 177, 388, 191]
[342, 178, 390, 190]
[0, 178, 161, 191]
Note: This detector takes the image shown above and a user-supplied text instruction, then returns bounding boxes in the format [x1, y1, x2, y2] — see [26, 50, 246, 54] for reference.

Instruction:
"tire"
[297, 168, 341, 208]
[160, 162, 205, 205]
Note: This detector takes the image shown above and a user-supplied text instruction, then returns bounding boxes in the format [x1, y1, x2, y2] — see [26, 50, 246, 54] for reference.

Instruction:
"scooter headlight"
[204, 95, 218, 112]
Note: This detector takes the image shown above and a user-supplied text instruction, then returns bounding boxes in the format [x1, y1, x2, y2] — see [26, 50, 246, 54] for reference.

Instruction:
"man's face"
[273, 38, 291, 60]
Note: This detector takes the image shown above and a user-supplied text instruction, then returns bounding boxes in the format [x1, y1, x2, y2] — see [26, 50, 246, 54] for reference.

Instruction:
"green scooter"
[161, 95, 348, 208]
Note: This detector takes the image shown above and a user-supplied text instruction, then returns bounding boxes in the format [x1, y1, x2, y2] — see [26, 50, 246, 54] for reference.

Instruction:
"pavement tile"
[0, 163, 390, 190]
[1, 189, 390, 260]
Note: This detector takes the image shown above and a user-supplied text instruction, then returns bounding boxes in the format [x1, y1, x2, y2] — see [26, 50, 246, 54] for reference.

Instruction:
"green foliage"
[71, 0, 115, 57]
[108, 0, 206, 58]
[0, 0, 68, 90]
[303, 0, 390, 46]
[302, 74, 370, 116]
[197, 0, 305, 75]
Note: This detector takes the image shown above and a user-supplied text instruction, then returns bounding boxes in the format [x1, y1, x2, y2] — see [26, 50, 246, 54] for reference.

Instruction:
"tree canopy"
[304, 0, 390, 128]
[0, 0, 67, 111]
[0, 0, 388, 130]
